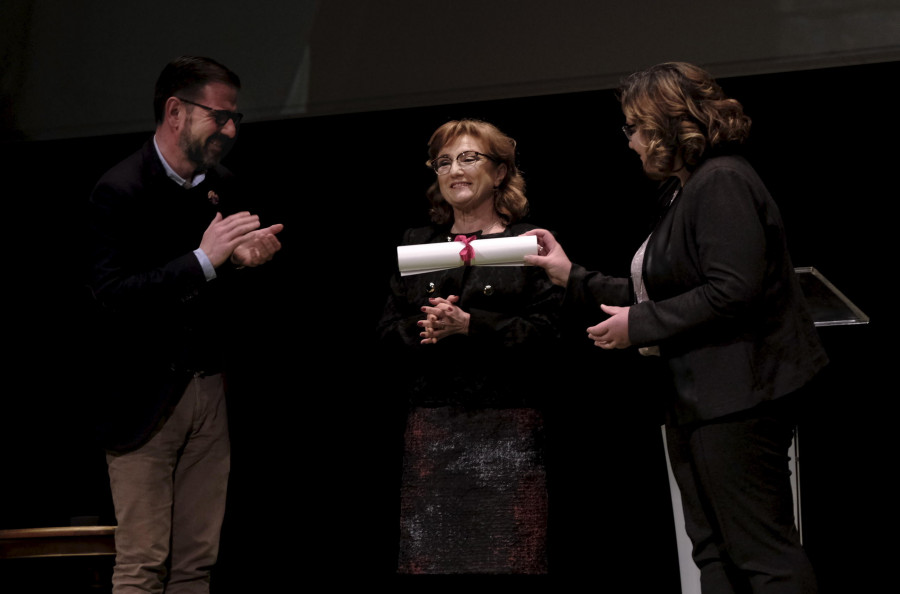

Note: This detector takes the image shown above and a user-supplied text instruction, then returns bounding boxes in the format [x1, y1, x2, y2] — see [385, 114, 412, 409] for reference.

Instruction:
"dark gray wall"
[3, 0, 899, 141]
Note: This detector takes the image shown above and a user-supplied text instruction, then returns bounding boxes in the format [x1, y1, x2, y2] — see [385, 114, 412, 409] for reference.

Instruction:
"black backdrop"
[1, 61, 894, 592]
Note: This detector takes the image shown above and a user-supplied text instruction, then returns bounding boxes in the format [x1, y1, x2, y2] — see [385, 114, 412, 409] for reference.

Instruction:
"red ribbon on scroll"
[454, 234, 476, 264]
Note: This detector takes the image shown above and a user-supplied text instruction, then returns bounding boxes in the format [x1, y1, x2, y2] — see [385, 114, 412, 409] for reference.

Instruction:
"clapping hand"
[230, 223, 284, 267]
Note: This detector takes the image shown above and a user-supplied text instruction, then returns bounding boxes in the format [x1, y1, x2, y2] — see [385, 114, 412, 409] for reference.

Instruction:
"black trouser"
[666, 396, 817, 594]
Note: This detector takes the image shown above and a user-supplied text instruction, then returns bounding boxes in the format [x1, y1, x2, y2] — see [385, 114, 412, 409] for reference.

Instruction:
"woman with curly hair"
[525, 62, 827, 593]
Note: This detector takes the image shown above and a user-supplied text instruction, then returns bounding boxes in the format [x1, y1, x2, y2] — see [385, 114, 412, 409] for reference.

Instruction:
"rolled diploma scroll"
[397, 235, 538, 276]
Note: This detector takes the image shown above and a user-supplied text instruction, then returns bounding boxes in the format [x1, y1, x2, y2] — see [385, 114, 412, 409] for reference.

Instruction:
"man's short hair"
[153, 56, 241, 124]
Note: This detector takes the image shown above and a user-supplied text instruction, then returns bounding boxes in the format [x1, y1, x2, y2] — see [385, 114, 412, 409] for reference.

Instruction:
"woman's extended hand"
[587, 304, 631, 349]
[418, 295, 470, 344]
[521, 228, 572, 287]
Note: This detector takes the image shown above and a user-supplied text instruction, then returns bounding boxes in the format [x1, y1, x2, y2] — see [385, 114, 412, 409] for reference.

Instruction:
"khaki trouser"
[107, 373, 230, 594]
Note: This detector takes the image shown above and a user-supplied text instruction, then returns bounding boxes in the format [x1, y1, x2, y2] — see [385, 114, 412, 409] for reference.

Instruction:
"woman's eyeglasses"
[428, 150, 497, 175]
[622, 123, 637, 140]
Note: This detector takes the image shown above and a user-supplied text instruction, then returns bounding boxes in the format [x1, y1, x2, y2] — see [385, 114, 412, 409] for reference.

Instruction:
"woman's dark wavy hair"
[153, 56, 241, 125]
[424, 119, 528, 226]
[617, 62, 751, 178]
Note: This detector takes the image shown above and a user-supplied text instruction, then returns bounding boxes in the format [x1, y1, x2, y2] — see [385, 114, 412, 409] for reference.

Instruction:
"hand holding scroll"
[521, 228, 572, 287]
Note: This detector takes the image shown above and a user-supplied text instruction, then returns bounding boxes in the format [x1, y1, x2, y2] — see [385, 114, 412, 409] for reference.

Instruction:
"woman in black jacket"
[377, 119, 563, 574]
[525, 62, 827, 593]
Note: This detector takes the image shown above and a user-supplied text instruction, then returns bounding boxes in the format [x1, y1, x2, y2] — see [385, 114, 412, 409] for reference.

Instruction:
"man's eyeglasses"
[177, 97, 243, 128]
[622, 123, 637, 140]
[428, 150, 497, 175]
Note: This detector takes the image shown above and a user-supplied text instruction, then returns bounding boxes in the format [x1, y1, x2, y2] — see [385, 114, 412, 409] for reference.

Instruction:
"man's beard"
[180, 129, 234, 173]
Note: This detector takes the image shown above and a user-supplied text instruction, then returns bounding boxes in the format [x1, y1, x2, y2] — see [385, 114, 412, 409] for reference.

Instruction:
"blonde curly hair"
[618, 62, 751, 179]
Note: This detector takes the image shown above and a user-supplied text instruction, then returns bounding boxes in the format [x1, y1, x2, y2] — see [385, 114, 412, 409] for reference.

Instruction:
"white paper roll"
[397, 235, 538, 276]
